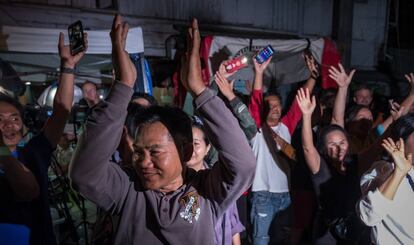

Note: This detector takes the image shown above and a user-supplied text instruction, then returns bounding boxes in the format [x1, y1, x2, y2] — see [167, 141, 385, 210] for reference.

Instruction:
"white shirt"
[250, 123, 290, 193]
[358, 160, 414, 245]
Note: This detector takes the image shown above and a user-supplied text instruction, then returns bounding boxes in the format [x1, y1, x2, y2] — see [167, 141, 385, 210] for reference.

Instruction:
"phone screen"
[255, 45, 274, 64]
[68, 20, 85, 55]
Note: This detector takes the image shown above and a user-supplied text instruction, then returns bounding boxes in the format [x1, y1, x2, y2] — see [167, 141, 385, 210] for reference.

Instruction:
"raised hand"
[253, 56, 272, 75]
[389, 100, 405, 121]
[304, 52, 319, 79]
[296, 87, 316, 116]
[110, 14, 137, 87]
[404, 73, 414, 96]
[328, 63, 355, 88]
[218, 60, 237, 79]
[184, 18, 206, 96]
[58, 32, 87, 68]
[382, 138, 413, 174]
[215, 71, 235, 101]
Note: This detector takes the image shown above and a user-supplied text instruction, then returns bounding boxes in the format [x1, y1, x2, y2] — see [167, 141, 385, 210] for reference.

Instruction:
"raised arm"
[359, 138, 413, 226]
[69, 15, 137, 212]
[43, 32, 87, 147]
[281, 52, 318, 135]
[329, 63, 355, 128]
[248, 58, 272, 128]
[215, 70, 258, 140]
[185, 19, 256, 213]
[296, 88, 321, 174]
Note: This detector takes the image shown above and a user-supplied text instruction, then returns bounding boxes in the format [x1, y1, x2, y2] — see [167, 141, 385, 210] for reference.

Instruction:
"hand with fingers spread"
[389, 100, 405, 122]
[304, 53, 319, 79]
[110, 14, 137, 87]
[215, 71, 235, 101]
[296, 88, 316, 116]
[404, 73, 414, 96]
[328, 63, 355, 88]
[253, 56, 272, 75]
[184, 18, 206, 97]
[382, 138, 413, 174]
[59, 32, 88, 68]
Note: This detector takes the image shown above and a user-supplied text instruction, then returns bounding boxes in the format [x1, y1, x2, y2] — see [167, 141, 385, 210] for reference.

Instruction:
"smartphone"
[255, 45, 274, 64]
[68, 20, 85, 55]
[225, 56, 248, 73]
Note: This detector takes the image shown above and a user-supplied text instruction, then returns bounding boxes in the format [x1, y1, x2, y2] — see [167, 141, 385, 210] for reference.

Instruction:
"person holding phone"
[0, 28, 87, 245]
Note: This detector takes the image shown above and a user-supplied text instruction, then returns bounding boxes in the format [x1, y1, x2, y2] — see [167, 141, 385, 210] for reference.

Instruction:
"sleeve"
[195, 89, 256, 218]
[248, 89, 263, 128]
[229, 203, 245, 235]
[311, 158, 331, 198]
[69, 82, 134, 213]
[280, 98, 303, 136]
[229, 97, 258, 141]
[358, 189, 395, 227]
[358, 161, 394, 226]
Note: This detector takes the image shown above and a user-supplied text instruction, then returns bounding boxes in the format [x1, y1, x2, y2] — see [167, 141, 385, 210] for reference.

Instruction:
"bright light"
[25, 82, 31, 85]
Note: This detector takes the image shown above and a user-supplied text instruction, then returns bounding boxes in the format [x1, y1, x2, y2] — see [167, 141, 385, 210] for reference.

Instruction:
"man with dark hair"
[81, 80, 100, 108]
[69, 15, 256, 244]
[0, 31, 87, 245]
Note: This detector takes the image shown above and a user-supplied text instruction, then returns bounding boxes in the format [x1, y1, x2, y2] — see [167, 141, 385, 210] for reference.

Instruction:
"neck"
[266, 119, 279, 127]
[159, 175, 184, 194]
[191, 162, 205, 172]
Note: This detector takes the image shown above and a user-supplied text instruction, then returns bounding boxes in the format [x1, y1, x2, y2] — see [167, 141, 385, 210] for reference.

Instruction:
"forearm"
[195, 89, 256, 207]
[303, 77, 316, 93]
[331, 87, 348, 127]
[253, 72, 263, 91]
[70, 83, 132, 190]
[378, 170, 406, 200]
[302, 115, 320, 173]
[401, 94, 414, 115]
[1, 156, 39, 201]
[229, 97, 258, 140]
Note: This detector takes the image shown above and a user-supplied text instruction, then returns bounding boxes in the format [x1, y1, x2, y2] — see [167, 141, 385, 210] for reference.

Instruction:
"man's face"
[133, 122, 183, 191]
[82, 83, 98, 104]
[0, 102, 23, 149]
[353, 89, 373, 106]
[265, 95, 282, 121]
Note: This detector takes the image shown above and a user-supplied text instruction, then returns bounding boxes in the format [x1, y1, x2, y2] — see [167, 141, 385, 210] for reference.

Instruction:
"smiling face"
[353, 88, 373, 106]
[265, 95, 282, 124]
[133, 122, 183, 192]
[186, 127, 211, 171]
[324, 130, 349, 163]
[0, 101, 23, 151]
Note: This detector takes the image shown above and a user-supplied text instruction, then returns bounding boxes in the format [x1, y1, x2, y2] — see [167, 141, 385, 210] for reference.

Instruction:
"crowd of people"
[1, 14, 413, 245]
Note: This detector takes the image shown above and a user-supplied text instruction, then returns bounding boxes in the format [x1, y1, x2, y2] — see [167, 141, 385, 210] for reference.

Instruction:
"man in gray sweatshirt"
[69, 15, 256, 245]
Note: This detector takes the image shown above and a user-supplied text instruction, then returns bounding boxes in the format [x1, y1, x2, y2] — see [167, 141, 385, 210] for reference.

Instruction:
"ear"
[182, 142, 193, 162]
[205, 144, 211, 156]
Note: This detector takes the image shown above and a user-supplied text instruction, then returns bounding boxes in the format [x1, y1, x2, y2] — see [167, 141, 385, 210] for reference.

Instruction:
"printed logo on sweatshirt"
[179, 191, 201, 224]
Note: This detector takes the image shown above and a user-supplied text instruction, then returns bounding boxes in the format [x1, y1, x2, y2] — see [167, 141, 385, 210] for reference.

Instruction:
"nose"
[140, 151, 153, 168]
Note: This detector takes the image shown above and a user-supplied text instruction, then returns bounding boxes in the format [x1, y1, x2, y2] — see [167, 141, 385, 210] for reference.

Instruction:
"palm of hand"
[299, 100, 315, 115]
[335, 74, 350, 87]
[390, 150, 411, 173]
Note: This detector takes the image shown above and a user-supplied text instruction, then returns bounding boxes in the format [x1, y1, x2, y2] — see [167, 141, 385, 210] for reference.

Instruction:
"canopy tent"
[200, 35, 339, 92]
[0, 24, 152, 97]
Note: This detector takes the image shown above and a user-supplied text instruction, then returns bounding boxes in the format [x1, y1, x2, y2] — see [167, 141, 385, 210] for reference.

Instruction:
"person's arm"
[280, 54, 318, 135]
[296, 88, 321, 174]
[0, 154, 39, 202]
[69, 15, 137, 212]
[329, 63, 355, 128]
[185, 19, 256, 214]
[358, 138, 412, 226]
[248, 58, 272, 128]
[43, 32, 87, 147]
[215, 71, 258, 141]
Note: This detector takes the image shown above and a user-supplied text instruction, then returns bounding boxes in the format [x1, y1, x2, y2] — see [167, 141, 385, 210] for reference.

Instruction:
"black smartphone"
[255, 45, 274, 64]
[68, 20, 85, 55]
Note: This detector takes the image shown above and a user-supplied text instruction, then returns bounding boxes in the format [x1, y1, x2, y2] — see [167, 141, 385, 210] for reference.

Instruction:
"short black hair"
[81, 81, 98, 89]
[134, 106, 192, 163]
[391, 113, 414, 141]
[0, 93, 24, 117]
[190, 116, 210, 146]
[131, 92, 158, 106]
[353, 84, 373, 96]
